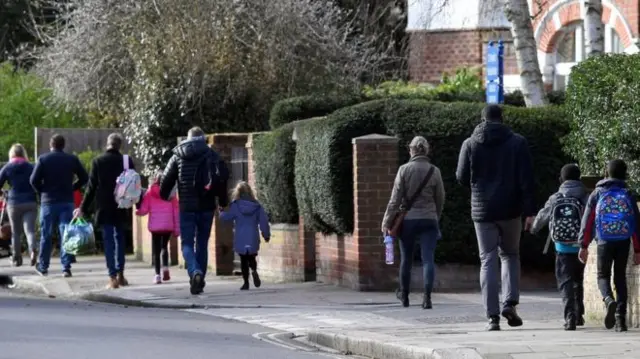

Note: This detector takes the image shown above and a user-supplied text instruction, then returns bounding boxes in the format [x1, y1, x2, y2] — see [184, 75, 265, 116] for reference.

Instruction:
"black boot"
[564, 315, 576, 331]
[604, 296, 617, 330]
[486, 316, 500, 331]
[421, 293, 432, 309]
[576, 315, 585, 326]
[396, 288, 409, 307]
[240, 281, 249, 290]
[615, 315, 628, 332]
[501, 305, 523, 327]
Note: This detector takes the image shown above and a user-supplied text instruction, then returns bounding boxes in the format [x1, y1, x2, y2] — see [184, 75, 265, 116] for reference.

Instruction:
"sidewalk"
[2, 256, 639, 359]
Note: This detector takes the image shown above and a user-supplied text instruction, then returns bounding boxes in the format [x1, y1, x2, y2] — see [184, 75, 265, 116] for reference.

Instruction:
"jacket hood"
[173, 137, 210, 160]
[596, 178, 627, 189]
[471, 121, 514, 146]
[234, 199, 261, 215]
[409, 155, 429, 162]
[558, 180, 587, 198]
[148, 183, 162, 199]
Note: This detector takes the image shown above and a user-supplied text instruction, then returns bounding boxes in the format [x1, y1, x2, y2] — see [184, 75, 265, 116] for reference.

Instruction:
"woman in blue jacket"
[0, 144, 38, 266]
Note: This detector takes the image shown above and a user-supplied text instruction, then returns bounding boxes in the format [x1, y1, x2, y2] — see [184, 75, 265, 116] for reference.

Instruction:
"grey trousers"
[7, 202, 38, 257]
[474, 217, 522, 318]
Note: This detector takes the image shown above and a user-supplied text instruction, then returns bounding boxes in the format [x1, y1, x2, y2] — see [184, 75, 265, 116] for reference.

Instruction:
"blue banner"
[486, 40, 504, 104]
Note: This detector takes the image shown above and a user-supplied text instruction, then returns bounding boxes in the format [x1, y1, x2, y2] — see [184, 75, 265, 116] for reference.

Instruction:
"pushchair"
[0, 191, 12, 258]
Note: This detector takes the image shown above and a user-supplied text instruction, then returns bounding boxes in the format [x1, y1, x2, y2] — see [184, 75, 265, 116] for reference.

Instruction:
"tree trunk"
[584, 0, 604, 57]
[504, 0, 548, 107]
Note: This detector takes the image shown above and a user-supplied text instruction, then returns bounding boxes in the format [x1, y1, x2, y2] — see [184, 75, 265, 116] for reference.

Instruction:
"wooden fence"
[34, 128, 143, 169]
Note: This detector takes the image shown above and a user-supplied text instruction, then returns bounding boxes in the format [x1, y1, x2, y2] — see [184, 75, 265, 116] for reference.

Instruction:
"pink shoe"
[162, 267, 170, 281]
[154, 275, 161, 284]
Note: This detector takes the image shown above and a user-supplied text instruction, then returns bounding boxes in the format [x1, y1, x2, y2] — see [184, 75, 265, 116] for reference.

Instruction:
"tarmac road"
[0, 290, 343, 359]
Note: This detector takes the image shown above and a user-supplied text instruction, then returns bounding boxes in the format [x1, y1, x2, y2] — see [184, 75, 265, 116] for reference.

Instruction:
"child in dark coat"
[220, 181, 270, 290]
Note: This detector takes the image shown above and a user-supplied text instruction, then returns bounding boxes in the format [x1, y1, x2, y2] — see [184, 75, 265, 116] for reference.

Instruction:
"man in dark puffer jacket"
[456, 105, 536, 332]
[160, 126, 229, 295]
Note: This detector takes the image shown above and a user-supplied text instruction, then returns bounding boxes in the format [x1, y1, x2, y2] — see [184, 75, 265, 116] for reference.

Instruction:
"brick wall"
[584, 236, 640, 328]
[408, 28, 516, 84]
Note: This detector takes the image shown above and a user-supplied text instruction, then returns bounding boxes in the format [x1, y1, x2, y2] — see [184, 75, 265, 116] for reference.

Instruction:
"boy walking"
[531, 164, 588, 330]
[579, 159, 640, 332]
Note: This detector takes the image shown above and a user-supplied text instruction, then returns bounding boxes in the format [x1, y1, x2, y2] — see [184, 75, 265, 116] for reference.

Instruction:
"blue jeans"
[399, 218, 440, 294]
[180, 211, 215, 278]
[38, 202, 74, 272]
[102, 225, 126, 277]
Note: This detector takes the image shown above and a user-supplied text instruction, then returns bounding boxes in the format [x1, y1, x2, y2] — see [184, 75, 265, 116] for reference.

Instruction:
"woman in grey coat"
[382, 136, 446, 309]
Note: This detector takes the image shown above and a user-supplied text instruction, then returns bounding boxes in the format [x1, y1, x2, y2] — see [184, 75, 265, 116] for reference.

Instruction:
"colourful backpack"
[114, 155, 142, 209]
[595, 187, 636, 241]
[550, 194, 584, 246]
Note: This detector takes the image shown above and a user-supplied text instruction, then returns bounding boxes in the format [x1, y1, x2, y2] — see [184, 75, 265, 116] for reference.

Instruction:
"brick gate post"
[350, 134, 399, 291]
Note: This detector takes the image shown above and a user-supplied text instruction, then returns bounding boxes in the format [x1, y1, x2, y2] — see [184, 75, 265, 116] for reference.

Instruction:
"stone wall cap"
[352, 134, 399, 144]
[270, 223, 299, 231]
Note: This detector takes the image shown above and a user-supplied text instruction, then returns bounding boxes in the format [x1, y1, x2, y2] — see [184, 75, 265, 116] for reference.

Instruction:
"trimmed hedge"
[295, 99, 572, 268]
[251, 125, 299, 224]
[565, 54, 640, 187]
[269, 94, 363, 130]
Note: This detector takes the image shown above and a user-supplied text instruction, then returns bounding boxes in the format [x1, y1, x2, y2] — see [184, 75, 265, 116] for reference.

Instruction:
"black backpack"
[193, 151, 229, 196]
[549, 194, 584, 245]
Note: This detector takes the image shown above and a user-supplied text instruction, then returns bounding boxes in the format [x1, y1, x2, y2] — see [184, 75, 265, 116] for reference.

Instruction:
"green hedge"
[295, 99, 572, 268]
[251, 125, 299, 224]
[269, 94, 363, 130]
[565, 54, 640, 187]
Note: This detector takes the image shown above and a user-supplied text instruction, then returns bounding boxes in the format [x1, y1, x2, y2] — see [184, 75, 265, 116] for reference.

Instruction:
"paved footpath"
[2, 256, 640, 359]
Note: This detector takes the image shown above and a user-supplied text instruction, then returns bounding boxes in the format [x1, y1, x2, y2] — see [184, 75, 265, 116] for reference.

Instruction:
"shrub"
[269, 94, 364, 130]
[251, 125, 299, 224]
[565, 54, 640, 184]
[295, 99, 572, 268]
[0, 63, 83, 160]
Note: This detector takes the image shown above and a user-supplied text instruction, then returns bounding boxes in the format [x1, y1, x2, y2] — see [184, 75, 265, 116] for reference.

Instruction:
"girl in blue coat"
[220, 181, 270, 290]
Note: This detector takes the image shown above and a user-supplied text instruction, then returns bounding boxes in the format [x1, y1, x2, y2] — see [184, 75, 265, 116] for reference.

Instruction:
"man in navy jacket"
[30, 134, 88, 277]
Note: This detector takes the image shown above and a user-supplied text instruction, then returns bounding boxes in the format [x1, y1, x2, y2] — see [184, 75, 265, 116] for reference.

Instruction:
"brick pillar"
[246, 133, 257, 190]
[350, 134, 399, 291]
[208, 133, 248, 276]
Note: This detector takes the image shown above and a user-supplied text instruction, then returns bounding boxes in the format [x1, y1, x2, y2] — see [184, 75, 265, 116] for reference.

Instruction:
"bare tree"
[584, 0, 604, 57]
[504, 0, 548, 106]
[30, 0, 392, 173]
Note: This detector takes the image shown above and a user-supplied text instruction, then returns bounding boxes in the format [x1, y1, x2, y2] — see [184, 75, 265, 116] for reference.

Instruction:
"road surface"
[0, 290, 343, 359]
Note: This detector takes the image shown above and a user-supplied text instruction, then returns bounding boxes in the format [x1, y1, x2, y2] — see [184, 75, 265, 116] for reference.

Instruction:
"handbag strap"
[403, 166, 436, 212]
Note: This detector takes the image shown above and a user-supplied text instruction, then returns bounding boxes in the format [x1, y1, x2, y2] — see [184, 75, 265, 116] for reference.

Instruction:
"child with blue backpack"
[531, 164, 588, 331]
[579, 159, 640, 332]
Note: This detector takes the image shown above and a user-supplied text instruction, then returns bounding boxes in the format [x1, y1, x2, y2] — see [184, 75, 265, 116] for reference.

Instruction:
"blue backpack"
[595, 187, 636, 241]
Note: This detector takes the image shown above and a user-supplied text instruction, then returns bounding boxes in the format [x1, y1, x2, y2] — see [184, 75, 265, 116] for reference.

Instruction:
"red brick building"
[407, 0, 639, 92]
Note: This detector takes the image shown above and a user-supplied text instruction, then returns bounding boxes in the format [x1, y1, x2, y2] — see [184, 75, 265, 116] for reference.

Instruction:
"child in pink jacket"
[137, 172, 180, 284]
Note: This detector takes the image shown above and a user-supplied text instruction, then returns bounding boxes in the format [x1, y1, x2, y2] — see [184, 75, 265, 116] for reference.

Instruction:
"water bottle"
[384, 235, 394, 265]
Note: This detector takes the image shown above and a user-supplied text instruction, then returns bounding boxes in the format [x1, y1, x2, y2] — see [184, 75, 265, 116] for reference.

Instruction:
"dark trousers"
[555, 253, 585, 321]
[152, 232, 170, 275]
[597, 240, 630, 315]
[240, 254, 257, 282]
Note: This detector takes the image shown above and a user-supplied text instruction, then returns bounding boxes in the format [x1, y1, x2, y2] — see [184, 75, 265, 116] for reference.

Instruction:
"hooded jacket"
[531, 180, 588, 253]
[219, 197, 270, 254]
[456, 121, 535, 222]
[137, 183, 180, 235]
[160, 137, 229, 212]
[580, 178, 640, 253]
